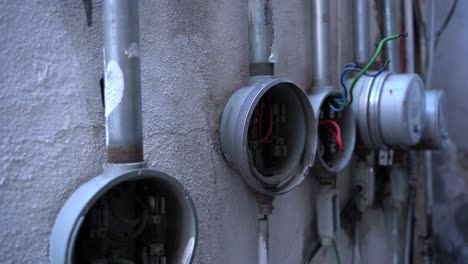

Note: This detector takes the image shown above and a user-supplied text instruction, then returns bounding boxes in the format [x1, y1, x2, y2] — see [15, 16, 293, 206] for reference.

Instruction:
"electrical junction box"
[49, 163, 198, 264]
[309, 89, 356, 175]
[220, 76, 317, 195]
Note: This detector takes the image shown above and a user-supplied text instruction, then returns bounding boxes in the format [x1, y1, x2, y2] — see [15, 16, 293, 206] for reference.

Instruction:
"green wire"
[332, 240, 341, 264]
[345, 33, 407, 106]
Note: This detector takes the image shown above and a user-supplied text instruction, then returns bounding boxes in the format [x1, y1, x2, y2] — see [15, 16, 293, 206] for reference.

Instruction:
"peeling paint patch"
[126, 42, 140, 60]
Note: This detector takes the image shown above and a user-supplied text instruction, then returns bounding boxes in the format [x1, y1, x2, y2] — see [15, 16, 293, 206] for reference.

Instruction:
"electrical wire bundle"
[257, 97, 274, 144]
[320, 33, 407, 152]
[329, 33, 407, 112]
[320, 119, 344, 152]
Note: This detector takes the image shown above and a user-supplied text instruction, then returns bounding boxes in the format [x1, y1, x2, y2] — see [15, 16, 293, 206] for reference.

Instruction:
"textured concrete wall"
[0, 0, 397, 263]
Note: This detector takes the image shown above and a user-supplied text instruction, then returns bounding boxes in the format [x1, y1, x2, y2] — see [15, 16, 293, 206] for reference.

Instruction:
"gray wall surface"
[0, 0, 443, 263]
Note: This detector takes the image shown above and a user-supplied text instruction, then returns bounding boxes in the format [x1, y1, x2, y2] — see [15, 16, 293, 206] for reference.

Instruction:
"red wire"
[258, 101, 265, 139]
[258, 108, 274, 144]
[320, 120, 344, 152]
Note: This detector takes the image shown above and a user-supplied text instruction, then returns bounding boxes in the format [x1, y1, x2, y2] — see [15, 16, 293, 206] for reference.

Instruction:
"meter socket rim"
[220, 76, 317, 195]
[49, 167, 198, 264]
[308, 88, 356, 175]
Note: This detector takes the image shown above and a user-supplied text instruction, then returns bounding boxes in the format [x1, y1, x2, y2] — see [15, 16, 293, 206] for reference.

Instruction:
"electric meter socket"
[351, 72, 425, 149]
[417, 90, 448, 149]
[308, 89, 356, 175]
[220, 76, 317, 195]
[50, 163, 198, 264]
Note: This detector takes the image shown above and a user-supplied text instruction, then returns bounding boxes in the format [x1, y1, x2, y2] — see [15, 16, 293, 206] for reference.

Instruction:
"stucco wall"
[0, 0, 403, 263]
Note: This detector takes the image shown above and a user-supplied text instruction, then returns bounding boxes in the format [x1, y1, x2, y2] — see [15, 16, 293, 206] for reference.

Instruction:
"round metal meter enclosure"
[418, 90, 448, 149]
[352, 72, 425, 149]
[309, 89, 356, 175]
[50, 164, 198, 264]
[220, 76, 317, 195]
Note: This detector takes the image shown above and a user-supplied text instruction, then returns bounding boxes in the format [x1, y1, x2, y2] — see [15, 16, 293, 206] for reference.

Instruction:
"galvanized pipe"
[422, 3, 436, 263]
[404, 0, 415, 73]
[382, 0, 401, 72]
[103, 0, 143, 163]
[424, 150, 434, 233]
[353, 221, 362, 264]
[258, 216, 269, 264]
[354, 0, 370, 64]
[404, 151, 418, 264]
[311, 0, 331, 88]
[391, 207, 400, 264]
[249, 0, 275, 76]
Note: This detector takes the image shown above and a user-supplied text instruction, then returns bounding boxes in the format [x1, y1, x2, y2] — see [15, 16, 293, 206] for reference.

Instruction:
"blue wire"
[329, 62, 388, 112]
[335, 66, 387, 102]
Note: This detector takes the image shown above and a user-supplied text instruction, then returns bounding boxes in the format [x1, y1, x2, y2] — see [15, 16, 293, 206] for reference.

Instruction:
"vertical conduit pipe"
[423, 150, 434, 264]
[354, 0, 370, 64]
[383, 2, 402, 262]
[424, 2, 436, 263]
[311, 0, 332, 88]
[382, 0, 401, 72]
[249, 0, 275, 76]
[258, 216, 269, 264]
[403, 1, 416, 263]
[103, 0, 143, 163]
[248, 1, 275, 261]
[403, 0, 415, 73]
[353, 221, 362, 264]
[391, 207, 400, 264]
[404, 151, 418, 264]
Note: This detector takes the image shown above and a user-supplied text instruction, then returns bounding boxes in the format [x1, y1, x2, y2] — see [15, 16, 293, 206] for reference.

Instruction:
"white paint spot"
[182, 236, 195, 264]
[104, 60, 124, 146]
[104, 60, 124, 118]
[258, 233, 268, 264]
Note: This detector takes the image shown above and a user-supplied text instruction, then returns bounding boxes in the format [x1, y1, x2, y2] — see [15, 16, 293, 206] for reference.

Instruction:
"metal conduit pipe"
[423, 150, 434, 264]
[382, 0, 401, 72]
[391, 207, 400, 264]
[404, 151, 418, 264]
[249, 0, 276, 76]
[403, 1, 417, 263]
[404, 0, 415, 73]
[354, 0, 370, 64]
[423, 2, 436, 263]
[311, 0, 332, 89]
[353, 221, 362, 264]
[256, 194, 273, 264]
[103, 0, 143, 163]
[258, 216, 269, 264]
[390, 165, 407, 264]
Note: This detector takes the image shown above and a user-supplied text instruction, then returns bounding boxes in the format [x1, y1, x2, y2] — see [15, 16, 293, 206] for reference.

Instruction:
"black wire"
[413, 0, 426, 39]
[435, 0, 459, 48]
[82, 0, 93, 27]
